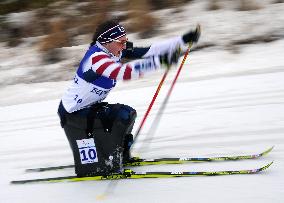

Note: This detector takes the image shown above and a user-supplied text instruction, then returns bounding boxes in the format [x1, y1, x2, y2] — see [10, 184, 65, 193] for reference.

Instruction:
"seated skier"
[58, 19, 200, 177]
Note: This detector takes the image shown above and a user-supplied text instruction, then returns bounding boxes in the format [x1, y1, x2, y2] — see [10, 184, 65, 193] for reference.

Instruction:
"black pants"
[58, 102, 136, 176]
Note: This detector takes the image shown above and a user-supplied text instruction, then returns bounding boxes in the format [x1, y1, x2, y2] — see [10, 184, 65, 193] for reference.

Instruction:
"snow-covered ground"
[1, 0, 284, 202]
[1, 38, 284, 202]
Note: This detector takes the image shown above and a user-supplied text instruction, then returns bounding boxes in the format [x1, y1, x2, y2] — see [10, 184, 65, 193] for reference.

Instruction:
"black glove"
[159, 48, 180, 69]
[182, 24, 201, 44]
[126, 41, 134, 51]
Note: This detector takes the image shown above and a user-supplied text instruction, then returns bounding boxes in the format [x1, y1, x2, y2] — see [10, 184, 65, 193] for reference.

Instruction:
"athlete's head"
[91, 20, 127, 57]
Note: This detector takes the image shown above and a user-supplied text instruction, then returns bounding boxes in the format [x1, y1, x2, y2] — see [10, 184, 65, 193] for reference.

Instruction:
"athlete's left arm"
[122, 37, 187, 60]
[122, 26, 200, 60]
[121, 41, 150, 59]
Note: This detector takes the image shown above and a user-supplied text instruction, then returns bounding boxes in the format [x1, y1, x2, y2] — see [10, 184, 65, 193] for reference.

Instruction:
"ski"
[11, 161, 273, 184]
[25, 146, 273, 172]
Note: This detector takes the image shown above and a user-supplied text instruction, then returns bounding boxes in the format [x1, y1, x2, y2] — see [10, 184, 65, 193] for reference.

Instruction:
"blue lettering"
[91, 87, 110, 96]
[88, 149, 97, 160]
[80, 150, 88, 161]
[74, 95, 83, 103]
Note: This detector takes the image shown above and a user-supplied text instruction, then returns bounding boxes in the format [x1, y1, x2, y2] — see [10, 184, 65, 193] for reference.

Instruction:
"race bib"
[76, 138, 98, 164]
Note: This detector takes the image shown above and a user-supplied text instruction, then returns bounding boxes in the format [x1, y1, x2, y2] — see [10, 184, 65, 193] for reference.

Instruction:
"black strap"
[86, 102, 109, 136]
[58, 101, 68, 128]
[101, 104, 123, 133]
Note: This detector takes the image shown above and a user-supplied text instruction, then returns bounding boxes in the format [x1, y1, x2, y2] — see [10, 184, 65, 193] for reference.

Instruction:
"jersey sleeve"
[143, 36, 188, 58]
[90, 52, 162, 81]
[122, 36, 188, 60]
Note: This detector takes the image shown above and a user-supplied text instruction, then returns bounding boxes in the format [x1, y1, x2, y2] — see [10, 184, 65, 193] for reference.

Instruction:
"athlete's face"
[104, 36, 127, 57]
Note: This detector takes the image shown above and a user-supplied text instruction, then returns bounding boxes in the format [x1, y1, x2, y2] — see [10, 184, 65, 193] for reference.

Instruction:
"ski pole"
[133, 68, 170, 144]
[141, 42, 193, 149]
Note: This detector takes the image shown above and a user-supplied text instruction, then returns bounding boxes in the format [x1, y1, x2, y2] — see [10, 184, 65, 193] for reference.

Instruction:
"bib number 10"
[80, 148, 97, 162]
[76, 138, 98, 164]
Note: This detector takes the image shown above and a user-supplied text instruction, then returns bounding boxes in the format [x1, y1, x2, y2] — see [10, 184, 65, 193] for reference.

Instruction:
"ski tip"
[262, 146, 275, 156]
[25, 168, 40, 173]
[262, 161, 274, 171]
[254, 161, 273, 174]
[271, 145, 275, 150]
[269, 145, 275, 151]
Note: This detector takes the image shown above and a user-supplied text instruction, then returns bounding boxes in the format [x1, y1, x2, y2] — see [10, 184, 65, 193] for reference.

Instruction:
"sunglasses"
[112, 39, 128, 46]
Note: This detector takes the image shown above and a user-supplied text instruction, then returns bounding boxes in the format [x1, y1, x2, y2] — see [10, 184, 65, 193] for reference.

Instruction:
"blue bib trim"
[76, 45, 116, 89]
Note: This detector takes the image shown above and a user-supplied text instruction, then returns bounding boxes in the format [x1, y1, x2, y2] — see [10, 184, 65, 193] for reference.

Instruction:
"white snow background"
[1, 1, 284, 202]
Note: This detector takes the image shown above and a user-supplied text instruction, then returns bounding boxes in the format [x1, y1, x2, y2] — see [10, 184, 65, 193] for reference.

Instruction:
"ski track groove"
[0, 144, 70, 156]
[0, 123, 59, 135]
[0, 114, 56, 124]
[146, 127, 284, 142]
[158, 101, 284, 116]
[114, 65, 284, 91]
[139, 132, 283, 149]
[133, 89, 284, 115]
[0, 151, 72, 163]
[137, 137, 282, 155]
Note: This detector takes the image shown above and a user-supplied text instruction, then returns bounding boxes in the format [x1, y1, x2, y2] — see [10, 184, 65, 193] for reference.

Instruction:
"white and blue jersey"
[61, 37, 187, 113]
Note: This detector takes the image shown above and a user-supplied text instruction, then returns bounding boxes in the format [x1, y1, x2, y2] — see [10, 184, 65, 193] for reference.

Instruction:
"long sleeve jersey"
[61, 36, 187, 113]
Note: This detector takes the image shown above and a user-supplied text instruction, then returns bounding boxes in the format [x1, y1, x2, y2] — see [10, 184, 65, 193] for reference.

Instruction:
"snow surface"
[1, 38, 284, 203]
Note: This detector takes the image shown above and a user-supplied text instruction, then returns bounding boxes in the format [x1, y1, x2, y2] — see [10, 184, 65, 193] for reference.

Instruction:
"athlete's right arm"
[90, 52, 162, 81]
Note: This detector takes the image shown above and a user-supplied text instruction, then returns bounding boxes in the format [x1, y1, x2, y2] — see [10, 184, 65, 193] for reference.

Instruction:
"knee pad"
[116, 104, 137, 124]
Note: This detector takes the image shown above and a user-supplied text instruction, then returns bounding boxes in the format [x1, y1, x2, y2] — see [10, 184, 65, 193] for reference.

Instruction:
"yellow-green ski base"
[12, 161, 273, 184]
